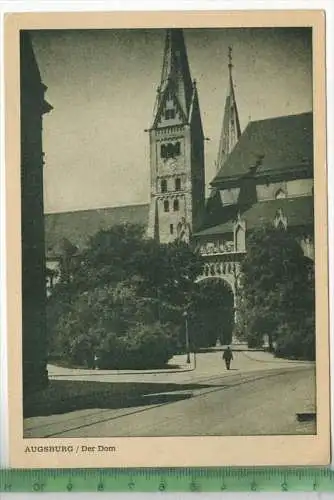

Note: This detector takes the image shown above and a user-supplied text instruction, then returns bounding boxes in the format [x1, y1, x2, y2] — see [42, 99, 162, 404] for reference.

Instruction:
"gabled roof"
[152, 78, 188, 129]
[211, 112, 313, 186]
[193, 196, 314, 238]
[45, 203, 149, 258]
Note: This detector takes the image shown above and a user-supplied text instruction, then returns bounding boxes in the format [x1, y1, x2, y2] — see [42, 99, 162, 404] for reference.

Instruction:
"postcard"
[5, 9, 330, 467]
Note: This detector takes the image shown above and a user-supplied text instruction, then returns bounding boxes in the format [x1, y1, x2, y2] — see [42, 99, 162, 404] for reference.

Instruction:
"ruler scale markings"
[1, 468, 334, 492]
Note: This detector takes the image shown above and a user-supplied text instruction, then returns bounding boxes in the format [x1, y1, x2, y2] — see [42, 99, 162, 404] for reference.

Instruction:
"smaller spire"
[228, 46, 233, 69]
[215, 46, 241, 173]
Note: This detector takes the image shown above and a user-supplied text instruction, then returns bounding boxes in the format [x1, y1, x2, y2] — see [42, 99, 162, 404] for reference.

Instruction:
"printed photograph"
[20, 24, 320, 441]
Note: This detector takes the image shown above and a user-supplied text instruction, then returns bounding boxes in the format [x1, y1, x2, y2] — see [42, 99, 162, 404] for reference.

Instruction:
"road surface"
[24, 359, 315, 437]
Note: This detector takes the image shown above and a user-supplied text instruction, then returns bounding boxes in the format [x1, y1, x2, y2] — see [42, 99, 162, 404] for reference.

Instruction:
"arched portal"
[190, 277, 235, 348]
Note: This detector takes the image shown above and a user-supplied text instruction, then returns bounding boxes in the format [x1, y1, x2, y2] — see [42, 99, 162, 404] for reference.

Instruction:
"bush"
[274, 316, 315, 361]
[49, 282, 180, 370]
[96, 323, 179, 369]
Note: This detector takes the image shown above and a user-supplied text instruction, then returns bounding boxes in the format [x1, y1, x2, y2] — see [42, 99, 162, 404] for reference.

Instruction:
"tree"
[238, 225, 315, 359]
[47, 223, 204, 368]
[50, 281, 179, 369]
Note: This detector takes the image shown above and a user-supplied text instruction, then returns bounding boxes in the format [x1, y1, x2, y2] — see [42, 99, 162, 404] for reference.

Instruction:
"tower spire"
[215, 46, 241, 173]
[153, 29, 193, 125]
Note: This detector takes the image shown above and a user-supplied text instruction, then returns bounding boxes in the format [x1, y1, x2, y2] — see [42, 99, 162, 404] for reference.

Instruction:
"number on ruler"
[128, 481, 135, 490]
[97, 482, 104, 492]
[281, 482, 288, 492]
[190, 481, 200, 492]
[67, 482, 73, 491]
[250, 481, 257, 491]
[158, 481, 166, 491]
[32, 482, 45, 492]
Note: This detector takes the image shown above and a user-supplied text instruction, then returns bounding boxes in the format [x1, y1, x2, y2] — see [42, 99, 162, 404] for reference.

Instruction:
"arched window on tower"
[160, 142, 181, 159]
[175, 178, 181, 191]
[164, 200, 169, 212]
[161, 179, 167, 193]
[173, 199, 179, 211]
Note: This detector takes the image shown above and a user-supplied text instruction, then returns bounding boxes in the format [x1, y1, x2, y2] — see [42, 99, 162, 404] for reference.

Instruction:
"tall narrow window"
[164, 200, 169, 212]
[166, 143, 174, 158]
[175, 178, 181, 191]
[165, 109, 176, 120]
[174, 142, 181, 155]
[173, 199, 179, 211]
[160, 144, 166, 158]
[170, 224, 174, 234]
[235, 226, 245, 252]
[161, 179, 167, 193]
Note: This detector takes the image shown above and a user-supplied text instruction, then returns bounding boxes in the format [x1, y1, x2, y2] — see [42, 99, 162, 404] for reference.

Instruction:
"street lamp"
[183, 310, 191, 364]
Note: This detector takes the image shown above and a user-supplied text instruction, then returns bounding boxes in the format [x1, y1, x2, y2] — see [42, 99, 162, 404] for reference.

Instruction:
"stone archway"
[190, 277, 235, 348]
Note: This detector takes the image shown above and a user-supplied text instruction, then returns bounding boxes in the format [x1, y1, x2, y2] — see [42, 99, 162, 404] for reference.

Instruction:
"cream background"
[3, 8, 330, 469]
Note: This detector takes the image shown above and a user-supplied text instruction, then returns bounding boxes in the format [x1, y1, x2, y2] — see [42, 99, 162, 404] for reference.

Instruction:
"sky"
[30, 27, 313, 214]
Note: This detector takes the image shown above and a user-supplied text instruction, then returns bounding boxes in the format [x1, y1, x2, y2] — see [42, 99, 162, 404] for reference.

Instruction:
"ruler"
[1, 468, 334, 492]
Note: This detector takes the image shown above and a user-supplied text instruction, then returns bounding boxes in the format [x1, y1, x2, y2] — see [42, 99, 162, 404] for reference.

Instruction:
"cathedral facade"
[44, 28, 314, 312]
[145, 28, 314, 302]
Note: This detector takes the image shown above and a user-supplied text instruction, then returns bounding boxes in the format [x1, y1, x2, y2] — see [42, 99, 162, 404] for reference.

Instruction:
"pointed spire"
[216, 46, 241, 173]
[156, 29, 193, 118]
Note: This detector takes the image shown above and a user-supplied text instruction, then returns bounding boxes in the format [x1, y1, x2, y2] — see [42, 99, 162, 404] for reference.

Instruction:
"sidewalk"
[47, 347, 314, 385]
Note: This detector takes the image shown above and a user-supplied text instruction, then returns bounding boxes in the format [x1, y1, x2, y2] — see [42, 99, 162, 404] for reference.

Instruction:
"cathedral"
[45, 28, 315, 309]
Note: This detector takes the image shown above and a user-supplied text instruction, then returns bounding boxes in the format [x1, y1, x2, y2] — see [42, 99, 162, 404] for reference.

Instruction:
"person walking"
[222, 346, 233, 370]
[93, 353, 99, 370]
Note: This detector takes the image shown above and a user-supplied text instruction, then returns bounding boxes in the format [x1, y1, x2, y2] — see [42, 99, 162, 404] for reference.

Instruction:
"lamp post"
[183, 310, 191, 364]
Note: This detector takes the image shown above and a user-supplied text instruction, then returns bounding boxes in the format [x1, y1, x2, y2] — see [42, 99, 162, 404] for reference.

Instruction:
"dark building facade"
[20, 31, 52, 392]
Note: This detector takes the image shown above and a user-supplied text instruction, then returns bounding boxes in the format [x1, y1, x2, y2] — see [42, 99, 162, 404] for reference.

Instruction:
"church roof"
[45, 203, 149, 258]
[193, 196, 314, 238]
[211, 112, 313, 186]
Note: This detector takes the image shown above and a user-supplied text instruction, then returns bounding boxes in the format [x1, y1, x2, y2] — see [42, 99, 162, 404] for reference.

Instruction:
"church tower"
[215, 46, 241, 173]
[206, 46, 241, 217]
[147, 29, 205, 244]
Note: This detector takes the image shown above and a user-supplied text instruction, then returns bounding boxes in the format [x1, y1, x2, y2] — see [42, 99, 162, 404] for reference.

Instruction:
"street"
[24, 348, 316, 438]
